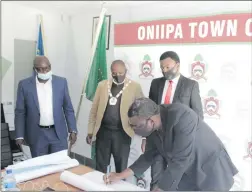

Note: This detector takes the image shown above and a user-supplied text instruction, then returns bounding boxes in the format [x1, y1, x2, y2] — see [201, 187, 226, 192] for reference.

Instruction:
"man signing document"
[103, 98, 238, 191]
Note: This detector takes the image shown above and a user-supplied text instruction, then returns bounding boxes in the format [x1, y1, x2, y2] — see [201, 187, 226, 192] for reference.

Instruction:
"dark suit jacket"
[129, 104, 238, 191]
[149, 75, 203, 119]
[15, 75, 77, 145]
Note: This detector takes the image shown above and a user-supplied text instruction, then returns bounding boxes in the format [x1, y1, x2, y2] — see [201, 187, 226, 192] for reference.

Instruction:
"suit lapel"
[105, 79, 111, 102]
[30, 77, 40, 111]
[100, 79, 110, 114]
[173, 75, 184, 103]
[158, 78, 166, 104]
[120, 78, 129, 117]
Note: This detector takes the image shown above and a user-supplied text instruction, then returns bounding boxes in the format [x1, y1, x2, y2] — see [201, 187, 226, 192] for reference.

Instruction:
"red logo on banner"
[139, 54, 154, 79]
[189, 54, 207, 81]
[203, 90, 220, 118]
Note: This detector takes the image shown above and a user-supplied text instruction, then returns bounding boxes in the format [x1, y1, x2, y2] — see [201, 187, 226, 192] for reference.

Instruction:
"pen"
[106, 165, 111, 185]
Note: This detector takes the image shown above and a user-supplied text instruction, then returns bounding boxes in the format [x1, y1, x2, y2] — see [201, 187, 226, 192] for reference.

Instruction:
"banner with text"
[114, 13, 252, 191]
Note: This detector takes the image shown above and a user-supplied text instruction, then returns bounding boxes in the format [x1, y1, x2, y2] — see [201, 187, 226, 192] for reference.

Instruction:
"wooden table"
[16, 165, 93, 191]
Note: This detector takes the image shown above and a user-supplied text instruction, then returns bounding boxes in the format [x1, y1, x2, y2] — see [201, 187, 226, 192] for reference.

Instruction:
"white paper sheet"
[60, 170, 147, 191]
[6, 150, 79, 183]
[8, 150, 70, 169]
[15, 159, 79, 183]
[60, 171, 114, 191]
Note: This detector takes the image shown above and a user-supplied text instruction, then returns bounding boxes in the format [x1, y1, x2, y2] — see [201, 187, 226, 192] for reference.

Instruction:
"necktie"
[164, 80, 173, 104]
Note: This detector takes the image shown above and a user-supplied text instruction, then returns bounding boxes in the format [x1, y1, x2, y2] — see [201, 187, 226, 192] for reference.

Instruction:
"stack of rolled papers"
[6, 150, 79, 183]
[60, 170, 148, 191]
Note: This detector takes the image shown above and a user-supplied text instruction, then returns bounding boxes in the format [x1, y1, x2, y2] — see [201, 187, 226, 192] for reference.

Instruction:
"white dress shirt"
[36, 77, 54, 126]
[16, 77, 54, 140]
[161, 74, 180, 104]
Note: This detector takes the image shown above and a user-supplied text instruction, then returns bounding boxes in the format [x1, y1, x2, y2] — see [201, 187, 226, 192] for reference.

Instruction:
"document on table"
[60, 170, 147, 191]
[6, 150, 79, 183]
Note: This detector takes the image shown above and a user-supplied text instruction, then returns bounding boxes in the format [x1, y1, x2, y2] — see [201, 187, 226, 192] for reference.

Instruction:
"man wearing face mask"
[104, 98, 238, 191]
[86, 60, 144, 177]
[147, 51, 203, 190]
[15, 56, 77, 157]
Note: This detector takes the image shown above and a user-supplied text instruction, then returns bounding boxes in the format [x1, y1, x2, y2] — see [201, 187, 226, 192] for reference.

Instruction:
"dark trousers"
[150, 154, 167, 190]
[95, 127, 131, 173]
[30, 128, 68, 158]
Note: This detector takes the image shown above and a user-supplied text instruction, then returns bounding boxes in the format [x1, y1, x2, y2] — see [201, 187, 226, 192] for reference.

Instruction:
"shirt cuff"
[16, 137, 24, 140]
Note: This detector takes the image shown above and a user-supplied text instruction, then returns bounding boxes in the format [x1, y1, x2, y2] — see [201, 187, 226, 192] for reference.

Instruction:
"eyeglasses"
[128, 117, 151, 127]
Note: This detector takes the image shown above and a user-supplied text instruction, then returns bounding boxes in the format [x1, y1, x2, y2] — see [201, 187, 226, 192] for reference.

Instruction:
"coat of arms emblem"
[203, 89, 220, 118]
[189, 54, 207, 82]
[139, 54, 154, 79]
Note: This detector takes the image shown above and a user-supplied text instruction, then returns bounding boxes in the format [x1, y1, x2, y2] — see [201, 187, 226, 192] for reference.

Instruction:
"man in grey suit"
[104, 98, 238, 191]
[147, 51, 203, 190]
[15, 56, 77, 157]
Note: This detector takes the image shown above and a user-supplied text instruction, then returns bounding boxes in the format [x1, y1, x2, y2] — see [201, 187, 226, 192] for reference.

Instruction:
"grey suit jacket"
[149, 75, 204, 119]
[129, 104, 238, 191]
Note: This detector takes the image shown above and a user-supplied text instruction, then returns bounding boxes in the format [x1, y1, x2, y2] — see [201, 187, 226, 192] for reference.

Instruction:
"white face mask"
[37, 70, 52, 80]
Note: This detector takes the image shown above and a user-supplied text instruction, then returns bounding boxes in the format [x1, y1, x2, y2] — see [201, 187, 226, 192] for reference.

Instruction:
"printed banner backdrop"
[114, 13, 252, 191]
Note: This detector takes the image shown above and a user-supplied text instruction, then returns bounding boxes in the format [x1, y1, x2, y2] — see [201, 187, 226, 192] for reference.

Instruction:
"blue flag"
[36, 23, 44, 56]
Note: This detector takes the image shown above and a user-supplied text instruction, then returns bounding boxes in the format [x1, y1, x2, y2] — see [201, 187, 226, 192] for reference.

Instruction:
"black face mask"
[113, 75, 126, 84]
[134, 119, 155, 137]
[163, 66, 177, 80]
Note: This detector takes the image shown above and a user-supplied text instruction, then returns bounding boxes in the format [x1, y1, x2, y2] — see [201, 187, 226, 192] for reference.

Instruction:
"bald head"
[110, 60, 126, 70]
[33, 56, 51, 74]
[110, 60, 127, 83]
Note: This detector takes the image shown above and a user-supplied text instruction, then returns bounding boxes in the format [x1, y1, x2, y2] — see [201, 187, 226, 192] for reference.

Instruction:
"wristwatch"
[71, 131, 77, 134]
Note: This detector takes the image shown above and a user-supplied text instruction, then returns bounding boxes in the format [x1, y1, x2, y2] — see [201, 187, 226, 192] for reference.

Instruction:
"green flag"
[85, 17, 108, 101]
[85, 16, 108, 162]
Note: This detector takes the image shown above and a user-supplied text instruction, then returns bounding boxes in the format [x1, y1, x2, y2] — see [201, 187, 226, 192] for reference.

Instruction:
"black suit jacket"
[129, 104, 238, 191]
[149, 75, 204, 119]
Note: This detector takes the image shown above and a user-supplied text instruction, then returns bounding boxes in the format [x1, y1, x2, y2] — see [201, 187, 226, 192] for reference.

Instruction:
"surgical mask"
[163, 66, 177, 80]
[37, 70, 52, 80]
[134, 118, 155, 137]
[113, 74, 126, 84]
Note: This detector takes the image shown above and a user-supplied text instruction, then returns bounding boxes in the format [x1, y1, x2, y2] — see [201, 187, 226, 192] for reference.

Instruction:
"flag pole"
[40, 14, 47, 56]
[75, 7, 107, 122]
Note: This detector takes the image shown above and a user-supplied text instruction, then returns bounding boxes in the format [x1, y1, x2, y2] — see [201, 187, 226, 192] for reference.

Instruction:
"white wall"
[70, 1, 252, 157]
[2, 1, 251, 158]
[1, 2, 72, 103]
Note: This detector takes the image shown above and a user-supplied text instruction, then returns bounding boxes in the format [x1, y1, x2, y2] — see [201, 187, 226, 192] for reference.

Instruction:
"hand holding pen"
[103, 165, 121, 185]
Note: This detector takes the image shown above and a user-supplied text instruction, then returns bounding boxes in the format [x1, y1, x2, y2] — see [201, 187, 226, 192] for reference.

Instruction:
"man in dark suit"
[147, 51, 203, 189]
[149, 51, 203, 117]
[15, 56, 77, 157]
[104, 98, 238, 191]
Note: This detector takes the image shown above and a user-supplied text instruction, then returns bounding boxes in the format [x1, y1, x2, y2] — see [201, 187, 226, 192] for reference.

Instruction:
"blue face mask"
[37, 70, 52, 80]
